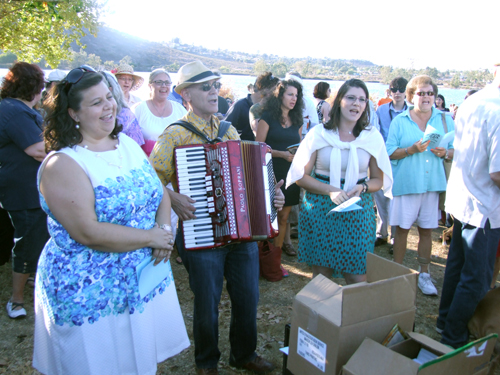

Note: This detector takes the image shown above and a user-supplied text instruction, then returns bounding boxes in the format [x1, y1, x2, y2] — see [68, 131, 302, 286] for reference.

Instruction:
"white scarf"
[286, 124, 393, 198]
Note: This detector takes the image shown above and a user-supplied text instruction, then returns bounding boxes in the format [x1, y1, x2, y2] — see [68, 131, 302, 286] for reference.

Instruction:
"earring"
[75, 124, 80, 129]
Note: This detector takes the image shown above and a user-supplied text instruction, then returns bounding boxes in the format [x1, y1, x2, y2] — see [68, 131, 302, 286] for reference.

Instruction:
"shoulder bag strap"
[441, 113, 448, 134]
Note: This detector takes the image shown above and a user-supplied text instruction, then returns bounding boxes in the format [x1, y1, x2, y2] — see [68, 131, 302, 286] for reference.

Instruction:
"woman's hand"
[430, 146, 446, 158]
[329, 189, 349, 205]
[274, 180, 285, 211]
[410, 139, 430, 154]
[347, 184, 364, 198]
[150, 224, 175, 265]
[282, 150, 294, 162]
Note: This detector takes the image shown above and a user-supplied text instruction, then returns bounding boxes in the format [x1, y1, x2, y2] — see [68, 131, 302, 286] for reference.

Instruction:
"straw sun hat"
[112, 63, 144, 91]
[175, 61, 220, 94]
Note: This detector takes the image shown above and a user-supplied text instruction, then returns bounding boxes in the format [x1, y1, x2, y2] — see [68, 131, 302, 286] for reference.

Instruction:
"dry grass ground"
[0, 224, 498, 374]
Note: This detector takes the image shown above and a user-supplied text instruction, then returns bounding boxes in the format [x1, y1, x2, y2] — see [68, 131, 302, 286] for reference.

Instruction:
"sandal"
[26, 273, 35, 288]
[281, 265, 289, 278]
[282, 243, 297, 256]
[6, 300, 27, 319]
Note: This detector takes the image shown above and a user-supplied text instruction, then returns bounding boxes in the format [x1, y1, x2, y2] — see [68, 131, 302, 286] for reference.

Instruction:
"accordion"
[174, 140, 279, 250]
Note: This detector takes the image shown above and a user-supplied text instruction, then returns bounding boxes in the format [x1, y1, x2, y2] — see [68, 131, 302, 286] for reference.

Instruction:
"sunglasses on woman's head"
[63, 65, 97, 85]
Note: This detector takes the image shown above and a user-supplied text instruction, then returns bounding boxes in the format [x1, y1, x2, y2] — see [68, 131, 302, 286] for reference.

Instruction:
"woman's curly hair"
[261, 79, 304, 128]
[43, 72, 122, 152]
[325, 79, 371, 137]
[0, 62, 45, 101]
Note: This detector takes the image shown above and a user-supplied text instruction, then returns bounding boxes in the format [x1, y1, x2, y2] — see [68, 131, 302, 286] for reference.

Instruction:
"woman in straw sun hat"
[113, 63, 144, 107]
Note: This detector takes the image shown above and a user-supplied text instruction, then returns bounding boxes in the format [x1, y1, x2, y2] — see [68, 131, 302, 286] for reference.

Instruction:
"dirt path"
[0, 225, 498, 374]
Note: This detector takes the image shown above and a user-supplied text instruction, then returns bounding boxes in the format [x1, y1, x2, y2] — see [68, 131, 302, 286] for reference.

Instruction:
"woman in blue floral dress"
[33, 67, 189, 375]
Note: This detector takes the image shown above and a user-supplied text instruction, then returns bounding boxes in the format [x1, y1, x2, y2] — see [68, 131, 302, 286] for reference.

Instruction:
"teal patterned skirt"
[298, 174, 376, 276]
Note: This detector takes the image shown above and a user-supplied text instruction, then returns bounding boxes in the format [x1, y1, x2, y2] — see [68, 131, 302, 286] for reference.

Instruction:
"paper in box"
[287, 253, 418, 375]
[343, 332, 498, 375]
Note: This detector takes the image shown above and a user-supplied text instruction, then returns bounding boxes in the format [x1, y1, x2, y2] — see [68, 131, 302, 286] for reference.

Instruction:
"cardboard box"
[287, 253, 418, 375]
[343, 332, 498, 375]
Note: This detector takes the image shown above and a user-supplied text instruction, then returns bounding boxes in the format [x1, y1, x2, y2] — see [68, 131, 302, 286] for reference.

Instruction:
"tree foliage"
[0, 0, 101, 67]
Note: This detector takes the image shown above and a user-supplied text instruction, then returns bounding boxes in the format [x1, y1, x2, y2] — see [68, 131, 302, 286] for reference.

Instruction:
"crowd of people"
[0, 58, 499, 374]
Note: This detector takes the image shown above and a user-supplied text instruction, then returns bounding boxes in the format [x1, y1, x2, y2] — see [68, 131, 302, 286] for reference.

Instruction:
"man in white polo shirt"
[436, 61, 500, 349]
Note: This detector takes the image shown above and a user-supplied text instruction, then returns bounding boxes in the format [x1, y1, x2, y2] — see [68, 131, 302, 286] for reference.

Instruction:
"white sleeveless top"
[133, 100, 187, 142]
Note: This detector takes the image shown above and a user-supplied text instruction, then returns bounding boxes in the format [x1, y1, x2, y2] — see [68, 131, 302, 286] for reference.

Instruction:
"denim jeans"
[437, 219, 500, 348]
[177, 234, 259, 369]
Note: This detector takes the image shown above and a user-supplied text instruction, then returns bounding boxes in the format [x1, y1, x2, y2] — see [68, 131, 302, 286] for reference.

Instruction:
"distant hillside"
[72, 27, 254, 73]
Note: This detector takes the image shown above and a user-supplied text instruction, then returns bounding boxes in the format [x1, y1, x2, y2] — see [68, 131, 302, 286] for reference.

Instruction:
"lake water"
[1, 68, 470, 106]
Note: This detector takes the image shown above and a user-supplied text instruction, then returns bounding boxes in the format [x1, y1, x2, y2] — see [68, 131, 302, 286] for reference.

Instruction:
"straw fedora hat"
[113, 63, 144, 91]
[175, 61, 220, 94]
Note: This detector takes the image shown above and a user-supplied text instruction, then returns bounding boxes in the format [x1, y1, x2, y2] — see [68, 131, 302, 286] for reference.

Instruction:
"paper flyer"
[438, 130, 454, 148]
[136, 256, 171, 298]
[327, 197, 362, 216]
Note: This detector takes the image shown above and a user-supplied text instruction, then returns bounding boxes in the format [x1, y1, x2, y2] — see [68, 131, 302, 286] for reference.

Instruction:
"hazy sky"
[103, 0, 497, 71]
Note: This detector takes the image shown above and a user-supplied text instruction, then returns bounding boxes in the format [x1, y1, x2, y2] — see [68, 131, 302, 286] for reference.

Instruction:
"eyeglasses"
[390, 87, 406, 93]
[414, 91, 435, 97]
[344, 95, 368, 104]
[201, 81, 222, 91]
[118, 77, 134, 83]
[63, 65, 97, 85]
[152, 80, 172, 87]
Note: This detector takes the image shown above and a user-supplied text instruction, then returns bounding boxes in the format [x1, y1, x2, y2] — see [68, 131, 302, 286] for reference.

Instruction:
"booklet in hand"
[327, 197, 362, 216]
[287, 143, 300, 155]
[136, 256, 171, 298]
[422, 125, 443, 150]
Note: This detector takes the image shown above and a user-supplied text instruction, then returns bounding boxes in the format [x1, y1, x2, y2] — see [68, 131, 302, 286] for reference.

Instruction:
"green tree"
[270, 60, 288, 78]
[119, 55, 133, 67]
[253, 58, 270, 74]
[450, 73, 461, 88]
[0, 0, 101, 67]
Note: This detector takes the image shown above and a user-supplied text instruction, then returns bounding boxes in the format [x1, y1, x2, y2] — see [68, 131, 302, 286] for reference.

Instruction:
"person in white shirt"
[436, 61, 500, 349]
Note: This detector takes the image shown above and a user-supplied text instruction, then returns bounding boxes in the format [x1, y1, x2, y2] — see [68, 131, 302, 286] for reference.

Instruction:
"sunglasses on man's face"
[201, 81, 222, 92]
[390, 87, 406, 93]
[63, 65, 97, 85]
[414, 91, 435, 97]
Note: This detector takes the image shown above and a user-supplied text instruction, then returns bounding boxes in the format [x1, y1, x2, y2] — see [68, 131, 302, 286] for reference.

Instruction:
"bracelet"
[404, 148, 410, 156]
[159, 224, 173, 232]
[361, 181, 369, 194]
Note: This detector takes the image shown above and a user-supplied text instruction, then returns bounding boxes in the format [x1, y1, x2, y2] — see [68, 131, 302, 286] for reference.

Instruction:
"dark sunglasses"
[201, 81, 222, 91]
[390, 87, 406, 93]
[63, 65, 97, 86]
[414, 91, 435, 97]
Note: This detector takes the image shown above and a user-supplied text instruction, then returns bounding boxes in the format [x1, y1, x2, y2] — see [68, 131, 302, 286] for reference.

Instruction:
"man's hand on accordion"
[274, 180, 285, 211]
[169, 190, 197, 221]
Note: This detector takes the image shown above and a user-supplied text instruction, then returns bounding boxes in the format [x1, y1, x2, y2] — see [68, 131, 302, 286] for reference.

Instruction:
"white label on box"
[297, 327, 327, 372]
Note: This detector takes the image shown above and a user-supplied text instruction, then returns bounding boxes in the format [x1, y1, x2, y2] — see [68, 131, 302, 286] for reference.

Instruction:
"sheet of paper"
[136, 256, 171, 298]
[327, 197, 362, 216]
[279, 347, 289, 355]
[422, 124, 443, 150]
[297, 328, 327, 372]
[439, 130, 455, 148]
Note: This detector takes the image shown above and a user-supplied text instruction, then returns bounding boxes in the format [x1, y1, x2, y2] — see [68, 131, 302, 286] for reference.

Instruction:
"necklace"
[83, 143, 123, 169]
[150, 100, 167, 118]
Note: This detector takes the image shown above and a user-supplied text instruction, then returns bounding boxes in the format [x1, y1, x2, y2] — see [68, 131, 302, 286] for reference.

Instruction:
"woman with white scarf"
[287, 79, 393, 284]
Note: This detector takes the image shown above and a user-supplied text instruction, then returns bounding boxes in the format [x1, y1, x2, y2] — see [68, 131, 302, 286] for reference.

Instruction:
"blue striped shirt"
[386, 107, 455, 197]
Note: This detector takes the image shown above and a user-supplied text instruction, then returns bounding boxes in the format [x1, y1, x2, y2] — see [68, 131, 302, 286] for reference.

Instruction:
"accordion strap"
[168, 120, 231, 144]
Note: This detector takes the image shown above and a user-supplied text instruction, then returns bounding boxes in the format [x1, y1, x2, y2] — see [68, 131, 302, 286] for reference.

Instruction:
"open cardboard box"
[342, 332, 498, 375]
[287, 253, 418, 375]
